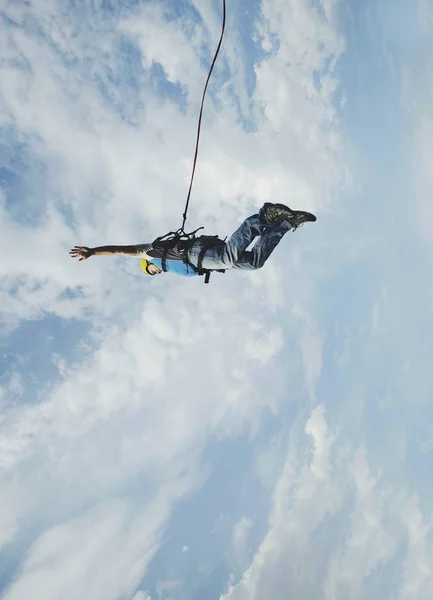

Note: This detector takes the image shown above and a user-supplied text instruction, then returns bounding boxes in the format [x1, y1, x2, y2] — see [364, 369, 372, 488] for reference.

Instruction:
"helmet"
[141, 258, 152, 275]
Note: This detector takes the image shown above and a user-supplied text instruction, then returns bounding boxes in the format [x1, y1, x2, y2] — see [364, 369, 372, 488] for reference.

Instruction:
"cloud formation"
[222, 405, 433, 600]
[2, 0, 432, 599]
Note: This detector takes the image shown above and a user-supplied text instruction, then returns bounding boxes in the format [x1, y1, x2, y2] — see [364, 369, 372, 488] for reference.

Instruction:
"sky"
[1, 0, 433, 599]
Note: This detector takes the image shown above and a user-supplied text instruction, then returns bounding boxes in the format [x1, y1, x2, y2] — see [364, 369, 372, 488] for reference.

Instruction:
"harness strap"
[153, 227, 204, 273]
[161, 246, 169, 273]
[197, 245, 209, 271]
[151, 232, 227, 284]
[153, 227, 204, 247]
[200, 268, 226, 284]
[192, 236, 226, 284]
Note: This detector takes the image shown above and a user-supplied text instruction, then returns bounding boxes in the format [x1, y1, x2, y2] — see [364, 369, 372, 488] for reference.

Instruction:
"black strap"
[161, 246, 169, 272]
[195, 236, 225, 271]
[153, 227, 204, 247]
[191, 237, 226, 284]
[201, 269, 225, 284]
[152, 230, 178, 246]
[197, 245, 209, 271]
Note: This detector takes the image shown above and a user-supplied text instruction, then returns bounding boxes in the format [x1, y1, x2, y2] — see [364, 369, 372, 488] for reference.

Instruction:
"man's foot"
[260, 202, 317, 230]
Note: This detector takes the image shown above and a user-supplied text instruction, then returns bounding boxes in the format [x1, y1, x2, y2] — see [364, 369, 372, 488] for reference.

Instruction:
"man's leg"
[188, 213, 266, 270]
[187, 203, 312, 271]
[220, 214, 268, 265]
[225, 202, 316, 270]
[232, 220, 292, 271]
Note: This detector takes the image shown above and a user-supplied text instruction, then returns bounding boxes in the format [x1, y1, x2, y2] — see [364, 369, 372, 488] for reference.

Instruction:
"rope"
[180, 0, 227, 233]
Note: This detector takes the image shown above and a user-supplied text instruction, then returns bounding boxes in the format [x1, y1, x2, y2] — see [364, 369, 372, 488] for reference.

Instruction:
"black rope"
[181, 0, 227, 232]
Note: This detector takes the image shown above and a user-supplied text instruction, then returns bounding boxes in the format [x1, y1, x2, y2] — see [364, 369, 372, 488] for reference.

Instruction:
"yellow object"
[141, 258, 151, 275]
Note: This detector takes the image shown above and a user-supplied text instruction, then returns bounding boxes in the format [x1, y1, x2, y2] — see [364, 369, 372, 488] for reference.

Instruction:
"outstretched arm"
[69, 245, 144, 261]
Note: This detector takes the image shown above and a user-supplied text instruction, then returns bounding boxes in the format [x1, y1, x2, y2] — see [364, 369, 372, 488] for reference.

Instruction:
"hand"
[147, 262, 162, 275]
[69, 246, 94, 261]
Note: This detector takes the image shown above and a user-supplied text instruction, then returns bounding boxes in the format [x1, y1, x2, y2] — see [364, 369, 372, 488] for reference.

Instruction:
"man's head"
[141, 258, 162, 276]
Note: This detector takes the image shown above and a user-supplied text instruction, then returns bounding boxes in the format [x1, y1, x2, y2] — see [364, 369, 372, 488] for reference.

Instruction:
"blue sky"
[1, 0, 433, 599]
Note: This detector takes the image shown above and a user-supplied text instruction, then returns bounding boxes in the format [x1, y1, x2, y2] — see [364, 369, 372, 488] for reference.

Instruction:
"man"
[69, 202, 316, 280]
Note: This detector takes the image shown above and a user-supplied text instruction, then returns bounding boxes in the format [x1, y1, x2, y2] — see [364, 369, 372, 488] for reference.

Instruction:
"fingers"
[69, 246, 87, 259]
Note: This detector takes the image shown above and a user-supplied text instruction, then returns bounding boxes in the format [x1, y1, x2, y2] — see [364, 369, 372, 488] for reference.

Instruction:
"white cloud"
[2, 490, 181, 600]
[232, 517, 253, 563]
[292, 302, 323, 402]
[119, 3, 207, 97]
[221, 405, 343, 600]
[222, 406, 433, 600]
[132, 592, 152, 600]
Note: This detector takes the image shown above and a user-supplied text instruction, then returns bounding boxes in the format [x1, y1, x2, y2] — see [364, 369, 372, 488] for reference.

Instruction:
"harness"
[152, 229, 226, 284]
[194, 235, 226, 284]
